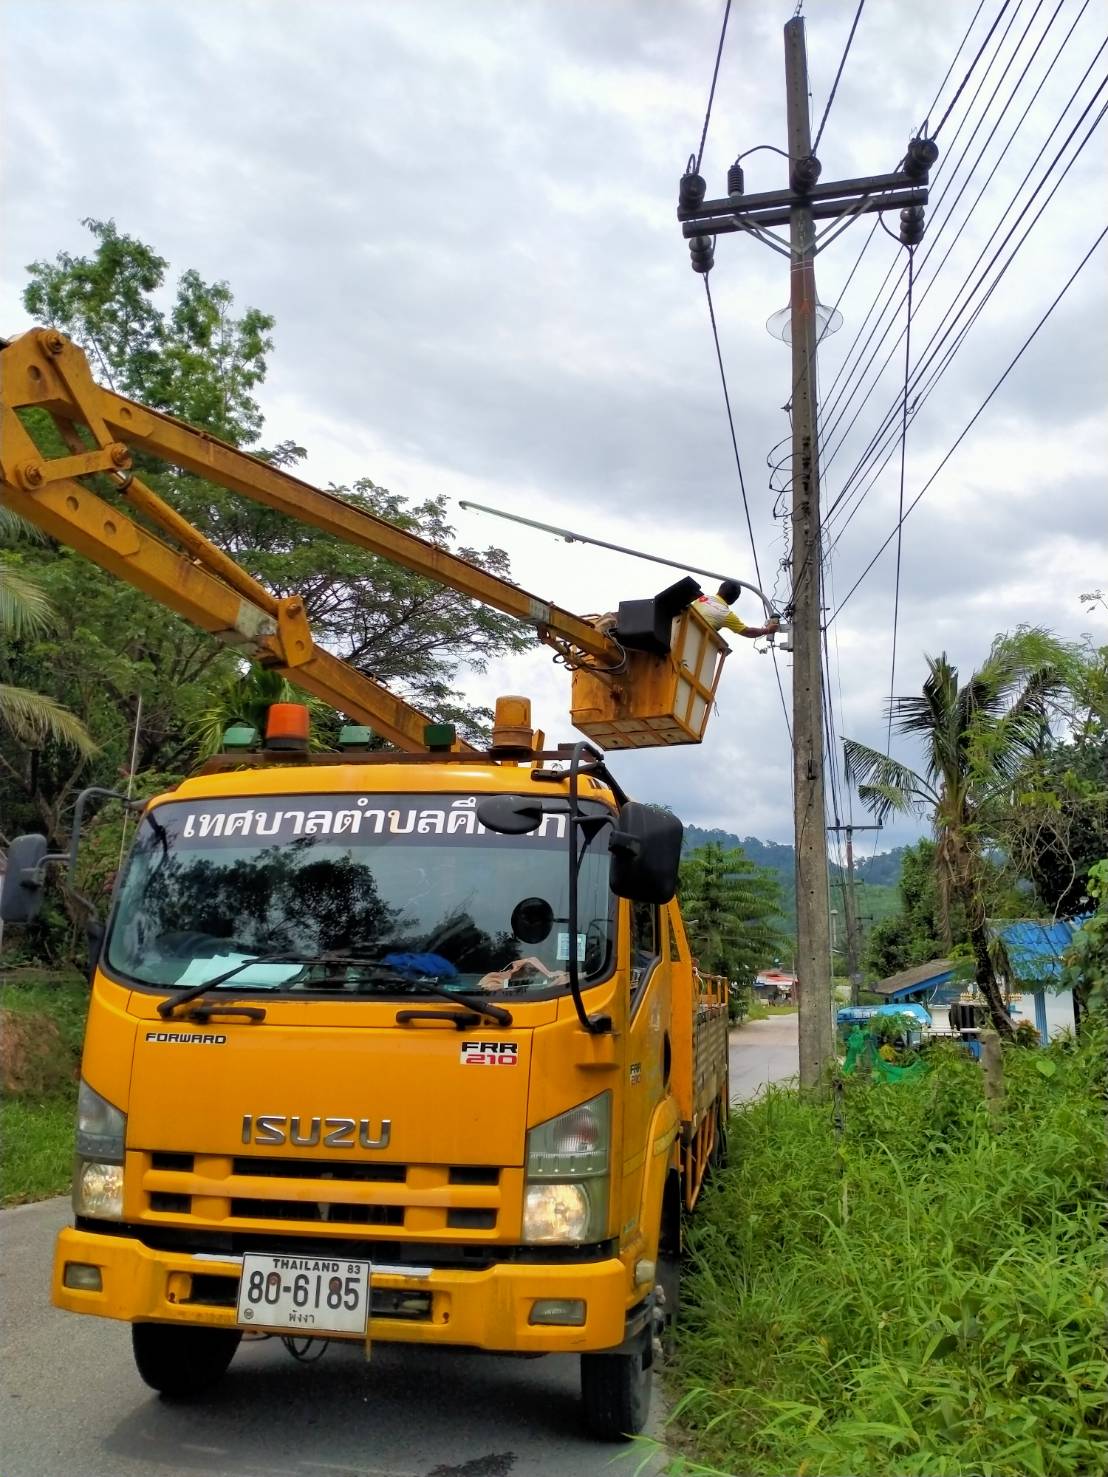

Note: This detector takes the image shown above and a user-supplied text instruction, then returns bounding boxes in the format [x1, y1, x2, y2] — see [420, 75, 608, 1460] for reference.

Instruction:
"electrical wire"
[702, 276, 793, 742]
[815, 0, 1023, 439]
[782, 0, 1057, 640]
[812, 0, 866, 153]
[821, 35, 1108, 550]
[820, 0, 1078, 495]
[695, 0, 733, 173]
[817, 0, 1046, 454]
[931, 0, 1017, 137]
[823, 67, 1108, 556]
[827, 222, 1108, 625]
[919, 0, 990, 132]
[818, 0, 1048, 476]
[884, 247, 915, 758]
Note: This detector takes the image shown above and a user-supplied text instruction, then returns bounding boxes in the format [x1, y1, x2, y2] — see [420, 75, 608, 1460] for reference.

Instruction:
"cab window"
[630, 900, 659, 1008]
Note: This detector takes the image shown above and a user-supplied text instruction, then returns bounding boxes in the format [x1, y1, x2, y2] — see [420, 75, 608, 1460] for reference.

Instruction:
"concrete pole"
[785, 15, 834, 1091]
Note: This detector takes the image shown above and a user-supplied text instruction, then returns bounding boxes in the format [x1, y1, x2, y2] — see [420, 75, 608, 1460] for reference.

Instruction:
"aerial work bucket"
[570, 607, 730, 749]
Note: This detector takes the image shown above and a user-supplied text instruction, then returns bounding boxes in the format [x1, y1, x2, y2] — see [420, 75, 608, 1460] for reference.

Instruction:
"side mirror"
[476, 795, 545, 835]
[1, 834, 50, 923]
[608, 803, 683, 904]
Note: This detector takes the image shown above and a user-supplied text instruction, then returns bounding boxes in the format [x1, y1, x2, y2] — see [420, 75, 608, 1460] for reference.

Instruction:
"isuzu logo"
[241, 1114, 391, 1150]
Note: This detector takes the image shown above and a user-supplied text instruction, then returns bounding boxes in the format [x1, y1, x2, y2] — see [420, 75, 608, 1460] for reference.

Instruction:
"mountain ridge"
[682, 823, 907, 887]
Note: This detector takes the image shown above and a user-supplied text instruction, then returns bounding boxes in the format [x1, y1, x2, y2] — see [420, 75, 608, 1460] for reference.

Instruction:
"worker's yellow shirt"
[695, 594, 748, 634]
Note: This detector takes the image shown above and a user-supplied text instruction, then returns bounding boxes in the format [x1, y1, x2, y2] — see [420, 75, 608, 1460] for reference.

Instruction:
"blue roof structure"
[990, 917, 1090, 987]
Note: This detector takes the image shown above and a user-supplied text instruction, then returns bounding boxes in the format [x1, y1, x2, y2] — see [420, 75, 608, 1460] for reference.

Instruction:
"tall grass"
[1, 970, 87, 1204]
[670, 1029, 1107, 1477]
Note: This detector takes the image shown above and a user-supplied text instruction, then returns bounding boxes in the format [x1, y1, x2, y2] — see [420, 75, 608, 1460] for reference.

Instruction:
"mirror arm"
[66, 786, 142, 878]
[566, 743, 611, 1035]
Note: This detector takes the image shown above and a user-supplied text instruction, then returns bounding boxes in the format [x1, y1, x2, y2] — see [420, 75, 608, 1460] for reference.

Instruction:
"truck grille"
[136, 1152, 510, 1238]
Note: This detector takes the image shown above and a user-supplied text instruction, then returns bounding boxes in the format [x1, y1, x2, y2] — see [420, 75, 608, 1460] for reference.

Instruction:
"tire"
[132, 1322, 242, 1398]
[580, 1326, 653, 1442]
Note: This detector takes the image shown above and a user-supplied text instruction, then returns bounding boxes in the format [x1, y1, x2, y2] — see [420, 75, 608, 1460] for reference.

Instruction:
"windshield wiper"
[324, 970, 512, 1026]
[394, 982, 512, 1026]
[158, 950, 309, 1017]
[160, 954, 512, 1026]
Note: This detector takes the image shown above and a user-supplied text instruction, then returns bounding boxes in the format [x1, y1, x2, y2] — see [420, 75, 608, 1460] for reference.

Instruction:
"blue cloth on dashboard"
[381, 952, 458, 979]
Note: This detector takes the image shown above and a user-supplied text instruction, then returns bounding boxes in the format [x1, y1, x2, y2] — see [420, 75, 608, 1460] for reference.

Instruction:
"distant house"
[989, 918, 1086, 1041]
[870, 958, 955, 1005]
[754, 969, 796, 1002]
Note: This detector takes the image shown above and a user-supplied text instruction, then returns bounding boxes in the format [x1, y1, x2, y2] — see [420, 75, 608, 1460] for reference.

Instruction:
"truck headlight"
[523, 1094, 609, 1243]
[74, 1161, 125, 1219]
[523, 1182, 591, 1242]
[73, 1080, 125, 1219]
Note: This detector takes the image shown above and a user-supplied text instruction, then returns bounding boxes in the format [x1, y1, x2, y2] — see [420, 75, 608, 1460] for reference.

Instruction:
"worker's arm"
[723, 612, 780, 639]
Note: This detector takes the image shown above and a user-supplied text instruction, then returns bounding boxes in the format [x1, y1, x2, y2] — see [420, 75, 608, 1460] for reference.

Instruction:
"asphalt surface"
[2, 1033, 794, 1477]
[2, 1197, 668, 1477]
[729, 1011, 799, 1103]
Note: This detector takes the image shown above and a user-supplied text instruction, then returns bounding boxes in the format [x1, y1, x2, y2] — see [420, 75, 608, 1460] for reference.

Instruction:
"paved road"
[729, 1012, 799, 1103]
[2, 1198, 667, 1477]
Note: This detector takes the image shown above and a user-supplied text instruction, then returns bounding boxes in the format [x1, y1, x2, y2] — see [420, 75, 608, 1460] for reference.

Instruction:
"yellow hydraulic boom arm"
[0, 330, 624, 751]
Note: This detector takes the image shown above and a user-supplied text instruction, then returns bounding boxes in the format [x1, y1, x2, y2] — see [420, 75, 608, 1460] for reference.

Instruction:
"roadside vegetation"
[0, 969, 88, 1204]
[669, 1025, 1107, 1477]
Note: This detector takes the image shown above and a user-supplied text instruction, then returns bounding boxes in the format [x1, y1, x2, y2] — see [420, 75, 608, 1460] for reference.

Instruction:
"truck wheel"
[580, 1326, 652, 1441]
[132, 1323, 242, 1398]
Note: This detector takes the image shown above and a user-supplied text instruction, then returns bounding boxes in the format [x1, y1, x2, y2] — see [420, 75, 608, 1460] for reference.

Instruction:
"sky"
[2, 0, 1105, 854]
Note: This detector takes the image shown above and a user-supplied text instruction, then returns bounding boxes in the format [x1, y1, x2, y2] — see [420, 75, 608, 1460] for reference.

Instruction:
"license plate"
[236, 1253, 371, 1337]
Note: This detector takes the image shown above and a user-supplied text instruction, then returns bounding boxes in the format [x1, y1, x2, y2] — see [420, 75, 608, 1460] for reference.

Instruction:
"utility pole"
[676, 16, 938, 1091]
[828, 821, 883, 1005]
[783, 16, 832, 1091]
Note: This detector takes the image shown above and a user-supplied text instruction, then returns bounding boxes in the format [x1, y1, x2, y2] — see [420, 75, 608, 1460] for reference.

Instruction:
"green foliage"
[683, 824, 903, 961]
[0, 970, 88, 1205]
[846, 630, 1084, 1036]
[1001, 725, 1108, 918]
[2, 220, 535, 955]
[0, 523, 96, 759]
[863, 840, 947, 978]
[669, 1026, 1108, 1476]
[1062, 860, 1108, 1016]
[70, 772, 183, 906]
[0, 1097, 80, 1205]
[185, 668, 334, 758]
[678, 842, 786, 987]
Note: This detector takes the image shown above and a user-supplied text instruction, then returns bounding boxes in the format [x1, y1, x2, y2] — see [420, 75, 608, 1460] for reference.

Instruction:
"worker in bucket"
[696, 579, 780, 639]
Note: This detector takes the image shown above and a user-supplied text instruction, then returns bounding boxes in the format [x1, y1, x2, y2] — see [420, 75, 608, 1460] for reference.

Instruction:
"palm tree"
[0, 512, 97, 754]
[844, 633, 1069, 1039]
[187, 665, 332, 757]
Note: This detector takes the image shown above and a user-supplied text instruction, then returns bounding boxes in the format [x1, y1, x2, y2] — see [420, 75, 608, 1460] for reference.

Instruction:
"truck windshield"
[105, 792, 615, 998]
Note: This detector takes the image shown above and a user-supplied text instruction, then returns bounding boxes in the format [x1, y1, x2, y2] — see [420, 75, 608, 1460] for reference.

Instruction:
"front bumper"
[53, 1226, 633, 1353]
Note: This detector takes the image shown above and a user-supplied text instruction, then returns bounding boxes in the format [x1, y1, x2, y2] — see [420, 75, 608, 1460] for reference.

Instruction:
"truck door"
[617, 899, 670, 1253]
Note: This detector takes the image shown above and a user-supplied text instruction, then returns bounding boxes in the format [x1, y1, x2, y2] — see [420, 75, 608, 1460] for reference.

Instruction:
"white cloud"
[1, 0, 1104, 856]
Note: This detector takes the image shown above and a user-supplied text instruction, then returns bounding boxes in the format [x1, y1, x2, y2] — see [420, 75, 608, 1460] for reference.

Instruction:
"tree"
[994, 639, 1108, 918]
[1061, 860, 1108, 1022]
[3, 221, 533, 861]
[845, 631, 1074, 1039]
[0, 512, 96, 780]
[20, 220, 532, 740]
[861, 841, 944, 979]
[678, 843, 785, 990]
